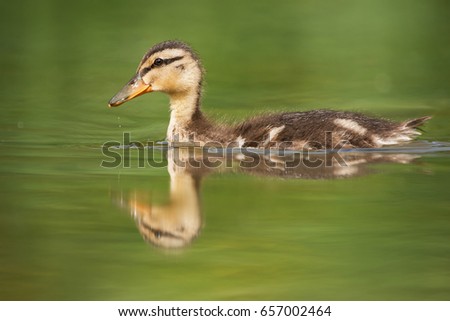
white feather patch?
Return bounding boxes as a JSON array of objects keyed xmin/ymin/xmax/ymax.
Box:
[
  {"xmin": 263, "ymin": 125, "xmax": 285, "ymax": 146},
  {"xmin": 236, "ymin": 135, "xmax": 246, "ymax": 148},
  {"xmin": 372, "ymin": 134, "xmax": 414, "ymax": 146},
  {"xmin": 333, "ymin": 119, "xmax": 367, "ymax": 135}
]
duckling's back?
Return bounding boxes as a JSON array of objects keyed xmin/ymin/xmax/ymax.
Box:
[{"xmin": 232, "ymin": 109, "xmax": 430, "ymax": 149}]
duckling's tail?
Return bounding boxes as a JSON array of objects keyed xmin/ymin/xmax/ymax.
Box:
[
  {"xmin": 394, "ymin": 115, "xmax": 432, "ymax": 142},
  {"xmin": 402, "ymin": 116, "xmax": 432, "ymax": 130},
  {"xmin": 375, "ymin": 116, "xmax": 431, "ymax": 146}
]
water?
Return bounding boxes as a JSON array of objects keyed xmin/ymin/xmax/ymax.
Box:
[{"xmin": 1, "ymin": 0, "xmax": 449, "ymax": 300}]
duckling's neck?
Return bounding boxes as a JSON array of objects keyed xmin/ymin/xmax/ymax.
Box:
[{"xmin": 167, "ymin": 88, "xmax": 208, "ymax": 142}]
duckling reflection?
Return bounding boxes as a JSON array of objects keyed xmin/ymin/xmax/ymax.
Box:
[
  {"xmin": 114, "ymin": 149, "xmax": 203, "ymax": 248},
  {"xmin": 112, "ymin": 147, "xmax": 422, "ymax": 249}
]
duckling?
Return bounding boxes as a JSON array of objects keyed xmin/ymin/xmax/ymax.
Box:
[{"xmin": 108, "ymin": 40, "xmax": 431, "ymax": 149}]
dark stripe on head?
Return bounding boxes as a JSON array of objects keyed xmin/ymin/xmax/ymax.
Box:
[
  {"xmin": 141, "ymin": 221, "xmax": 184, "ymax": 241},
  {"xmin": 140, "ymin": 56, "xmax": 184, "ymax": 76},
  {"xmin": 139, "ymin": 40, "xmax": 200, "ymax": 68},
  {"xmin": 159, "ymin": 56, "xmax": 184, "ymax": 67}
]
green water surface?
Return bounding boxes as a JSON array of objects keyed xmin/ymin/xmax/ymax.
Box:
[{"xmin": 1, "ymin": 0, "xmax": 449, "ymax": 300}]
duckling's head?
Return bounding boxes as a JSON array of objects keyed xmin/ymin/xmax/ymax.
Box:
[{"xmin": 108, "ymin": 40, "xmax": 203, "ymax": 107}]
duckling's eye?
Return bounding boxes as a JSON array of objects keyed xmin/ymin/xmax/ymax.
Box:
[{"xmin": 153, "ymin": 58, "xmax": 164, "ymax": 67}]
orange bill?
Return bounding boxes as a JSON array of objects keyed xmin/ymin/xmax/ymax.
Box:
[{"xmin": 108, "ymin": 75, "xmax": 152, "ymax": 107}]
